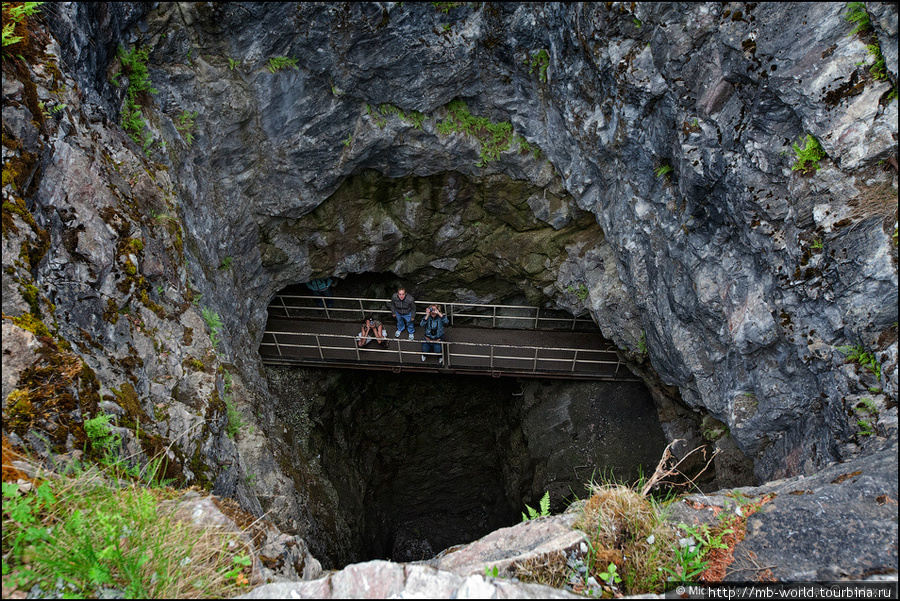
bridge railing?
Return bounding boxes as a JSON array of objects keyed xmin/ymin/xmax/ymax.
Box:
[
  {"xmin": 259, "ymin": 329, "xmax": 623, "ymax": 377},
  {"xmin": 268, "ymin": 294, "xmax": 596, "ymax": 331}
]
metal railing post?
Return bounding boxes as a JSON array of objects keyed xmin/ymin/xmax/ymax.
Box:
[
  {"xmin": 315, "ymin": 334, "xmax": 324, "ymax": 360},
  {"xmin": 572, "ymin": 349, "xmax": 578, "ymax": 373},
  {"xmin": 444, "ymin": 340, "xmax": 450, "ymax": 367},
  {"xmin": 272, "ymin": 333, "xmax": 283, "ymax": 357},
  {"xmin": 490, "ymin": 345, "xmax": 495, "ymax": 370},
  {"xmin": 534, "ymin": 307, "xmax": 540, "ymax": 330},
  {"xmin": 532, "ymin": 347, "xmax": 539, "ymax": 373},
  {"xmin": 280, "ymin": 296, "xmax": 289, "ymax": 318},
  {"xmin": 358, "ymin": 299, "xmax": 365, "ymax": 320},
  {"xmin": 492, "ymin": 305, "xmax": 497, "ymax": 328},
  {"xmin": 397, "ymin": 339, "xmax": 404, "ymax": 364}
]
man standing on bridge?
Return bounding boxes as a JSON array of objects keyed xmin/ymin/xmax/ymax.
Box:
[{"xmin": 389, "ymin": 286, "xmax": 416, "ymax": 340}]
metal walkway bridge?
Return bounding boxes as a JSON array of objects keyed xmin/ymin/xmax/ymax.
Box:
[{"xmin": 260, "ymin": 294, "xmax": 639, "ymax": 381}]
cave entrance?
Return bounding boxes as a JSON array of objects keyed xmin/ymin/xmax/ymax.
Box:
[{"xmin": 265, "ymin": 365, "xmax": 668, "ymax": 569}]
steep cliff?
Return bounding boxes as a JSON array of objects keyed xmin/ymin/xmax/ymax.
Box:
[{"xmin": 3, "ymin": 0, "xmax": 897, "ymax": 592}]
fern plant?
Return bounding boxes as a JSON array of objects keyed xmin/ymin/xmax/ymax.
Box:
[
  {"xmin": 521, "ymin": 491, "xmax": 550, "ymax": 521},
  {"xmin": 836, "ymin": 344, "xmax": 882, "ymax": 380},
  {"xmin": 201, "ymin": 307, "xmax": 224, "ymax": 350},
  {"xmin": 791, "ymin": 134, "xmax": 826, "ymax": 173},
  {"xmin": 525, "ymin": 49, "xmax": 550, "ymax": 83},
  {"xmin": 436, "ymin": 99, "xmax": 522, "ymax": 166},
  {"xmin": 863, "ymin": 44, "xmax": 888, "ymax": 80},
  {"xmin": 654, "ymin": 164, "xmax": 673, "ymax": 178},
  {"xmin": 267, "ymin": 56, "xmax": 298, "ymax": 73},
  {"xmin": 2, "ymin": 2, "xmax": 42, "ymax": 49},
  {"xmin": 175, "ymin": 110, "xmax": 198, "ymax": 146},
  {"xmin": 114, "ymin": 45, "xmax": 159, "ymax": 155},
  {"xmin": 844, "ymin": 2, "xmax": 871, "ymax": 36}
]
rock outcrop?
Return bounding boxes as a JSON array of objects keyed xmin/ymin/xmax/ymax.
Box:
[{"xmin": 2, "ymin": 1, "xmax": 897, "ymax": 594}]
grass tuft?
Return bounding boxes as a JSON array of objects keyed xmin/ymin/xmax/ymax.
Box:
[
  {"xmin": 573, "ymin": 482, "xmax": 677, "ymax": 594},
  {"xmin": 2, "ymin": 441, "xmax": 255, "ymax": 598}
]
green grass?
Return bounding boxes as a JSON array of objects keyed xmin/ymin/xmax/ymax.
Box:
[{"xmin": 2, "ymin": 450, "xmax": 254, "ymax": 598}]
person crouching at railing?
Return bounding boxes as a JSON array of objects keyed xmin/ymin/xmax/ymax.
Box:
[
  {"xmin": 420, "ymin": 305, "xmax": 449, "ymax": 364},
  {"xmin": 357, "ymin": 316, "xmax": 388, "ymax": 348}
]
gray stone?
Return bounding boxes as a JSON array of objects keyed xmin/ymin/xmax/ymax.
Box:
[
  {"xmin": 423, "ymin": 514, "xmax": 586, "ymax": 578},
  {"xmin": 237, "ymin": 559, "xmax": 582, "ymax": 599},
  {"xmin": 667, "ymin": 442, "xmax": 899, "ymax": 581}
]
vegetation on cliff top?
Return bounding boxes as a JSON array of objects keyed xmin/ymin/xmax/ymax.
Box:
[
  {"xmin": 512, "ymin": 442, "xmax": 774, "ymax": 596},
  {"xmin": 2, "ymin": 437, "xmax": 255, "ymax": 598}
]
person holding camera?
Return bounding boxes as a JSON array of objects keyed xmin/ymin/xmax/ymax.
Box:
[
  {"xmin": 357, "ymin": 316, "xmax": 388, "ymax": 348},
  {"xmin": 420, "ymin": 305, "xmax": 449, "ymax": 363}
]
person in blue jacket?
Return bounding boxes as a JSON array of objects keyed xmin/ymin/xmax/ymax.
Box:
[
  {"xmin": 420, "ymin": 304, "xmax": 449, "ymax": 364},
  {"xmin": 306, "ymin": 277, "xmax": 335, "ymax": 308}
]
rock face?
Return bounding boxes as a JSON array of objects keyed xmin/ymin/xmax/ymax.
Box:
[
  {"xmin": 2, "ymin": 0, "xmax": 897, "ymax": 593},
  {"xmin": 127, "ymin": 1, "xmax": 895, "ymax": 482},
  {"xmin": 667, "ymin": 441, "xmax": 899, "ymax": 582}
]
